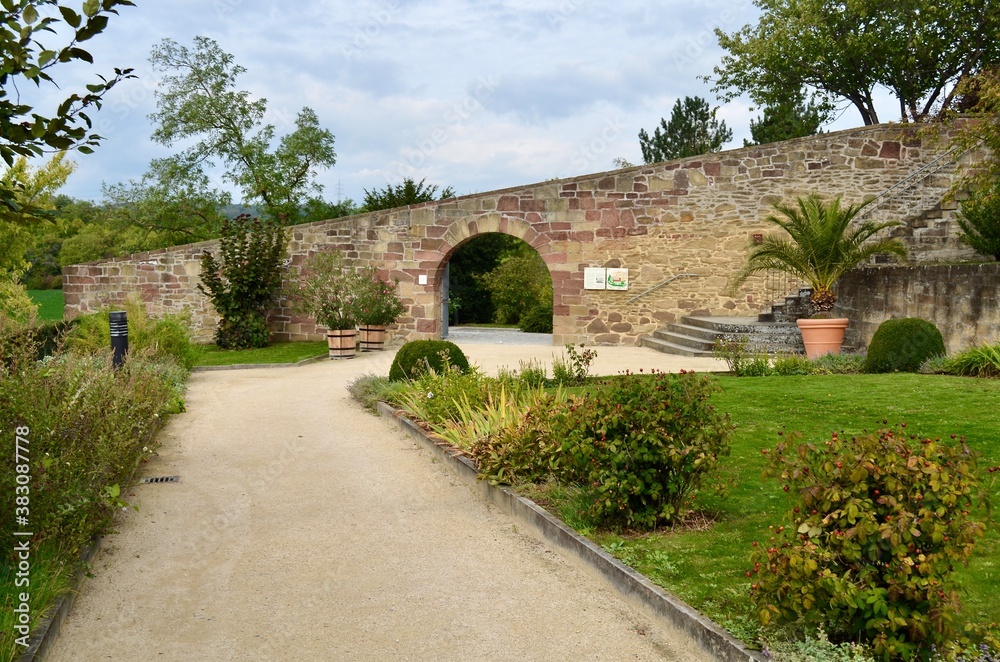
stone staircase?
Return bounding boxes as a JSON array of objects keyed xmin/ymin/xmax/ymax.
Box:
[{"xmin": 641, "ymin": 315, "xmax": 807, "ymax": 357}]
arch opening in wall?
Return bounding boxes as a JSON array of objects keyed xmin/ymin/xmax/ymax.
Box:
[{"xmin": 439, "ymin": 232, "xmax": 553, "ymax": 339}]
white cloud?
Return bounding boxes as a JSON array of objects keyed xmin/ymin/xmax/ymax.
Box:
[{"xmin": 36, "ymin": 0, "xmax": 884, "ymax": 207}]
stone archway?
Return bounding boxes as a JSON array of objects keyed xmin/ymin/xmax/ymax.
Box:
[{"xmin": 424, "ymin": 217, "xmax": 557, "ymax": 341}]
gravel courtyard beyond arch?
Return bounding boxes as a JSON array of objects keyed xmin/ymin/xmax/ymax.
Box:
[{"xmin": 47, "ymin": 346, "xmax": 724, "ymax": 661}]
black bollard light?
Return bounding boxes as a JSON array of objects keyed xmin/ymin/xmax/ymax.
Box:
[{"xmin": 109, "ymin": 311, "xmax": 128, "ymax": 368}]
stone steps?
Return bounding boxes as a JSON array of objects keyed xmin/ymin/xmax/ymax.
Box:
[{"xmin": 641, "ymin": 316, "xmax": 805, "ymax": 357}]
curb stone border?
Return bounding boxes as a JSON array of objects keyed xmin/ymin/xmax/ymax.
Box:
[
  {"xmin": 191, "ymin": 354, "xmax": 329, "ymax": 371},
  {"xmin": 377, "ymin": 401, "xmax": 765, "ymax": 662},
  {"xmin": 16, "ymin": 536, "xmax": 103, "ymax": 662}
]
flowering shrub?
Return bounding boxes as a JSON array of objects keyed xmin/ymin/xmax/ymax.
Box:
[
  {"xmin": 750, "ymin": 427, "xmax": 985, "ymax": 660},
  {"xmin": 284, "ymin": 248, "xmax": 363, "ymax": 330},
  {"xmin": 558, "ymin": 370, "xmax": 731, "ymax": 527},
  {"xmin": 355, "ymin": 266, "xmax": 405, "ymax": 326}
]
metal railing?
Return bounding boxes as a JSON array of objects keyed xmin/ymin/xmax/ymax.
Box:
[{"xmin": 626, "ymin": 273, "xmax": 699, "ymax": 304}]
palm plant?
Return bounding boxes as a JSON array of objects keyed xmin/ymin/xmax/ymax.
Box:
[{"xmin": 731, "ymin": 195, "xmax": 908, "ymax": 315}]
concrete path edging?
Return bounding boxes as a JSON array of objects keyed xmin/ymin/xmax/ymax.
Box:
[{"xmin": 377, "ymin": 401, "xmax": 765, "ymax": 662}]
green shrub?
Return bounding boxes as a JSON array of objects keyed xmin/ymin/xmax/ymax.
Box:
[
  {"xmin": 551, "ymin": 343, "xmax": 596, "ymax": 385},
  {"xmin": 0, "ymin": 278, "xmax": 38, "ymax": 325},
  {"xmin": 388, "ymin": 339, "xmax": 469, "ymax": 381},
  {"xmin": 772, "ymin": 353, "xmax": 813, "ymax": 376},
  {"xmin": 942, "ymin": 343, "xmax": 1000, "ymax": 378},
  {"xmin": 558, "ymin": 370, "xmax": 732, "ymax": 527},
  {"xmin": 955, "ymin": 179, "xmax": 1000, "ymax": 260},
  {"xmin": 864, "ymin": 318, "xmax": 945, "ymax": 373},
  {"xmin": 810, "ymin": 352, "xmax": 866, "ymax": 374},
  {"xmin": 518, "ymin": 300, "xmax": 553, "ymax": 333},
  {"xmin": 199, "ymin": 215, "xmax": 287, "ymax": 349},
  {"xmin": 750, "ymin": 427, "xmax": 985, "ymax": 659},
  {"xmin": 347, "ymin": 373, "xmax": 401, "ymax": 413},
  {"xmin": 714, "ymin": 336, "xmax": 773, "ymax": 376},
  {"xmin": 66, "ymin": 296, "xmax": 197, "ymax": 370}
]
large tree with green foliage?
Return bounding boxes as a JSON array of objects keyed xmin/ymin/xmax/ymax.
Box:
[
  {"xmin": 0, "ymin": 153, "xmax": 75, "ymax": 275},
  {"xmin": 745, "ymin": 91, "xmax": 829, "ymax": 146},
  {"xmin": 1, "ymin": 0, "xmax": 135, "ymax": 216},
  {"xmin": 638, "ymin": 96, "xmax": 732, "ymax": 164},
  {"xmin": 362, "ymin": 177, "xmax": 455, "ymax": 212},
  {"xmin": 148, "ymin": 36, "xmax": 337, "ymax": 224},
  {"xmin": 711, "ymin": 0, "xmax": 1000, "ymax": 125}
]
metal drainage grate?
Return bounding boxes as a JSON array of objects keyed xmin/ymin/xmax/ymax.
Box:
[{"xmin": 139, "ymin": 476, "xmax": 180, "ymax": 484}]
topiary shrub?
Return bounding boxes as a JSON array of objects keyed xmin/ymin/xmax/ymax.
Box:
[
  {"xmin": 750, "ymin": 427, "xmax": 985, "ymax": 660},
  {"xmin": 863, "ymin": 317, "xmax": 945, "ymax": 373},
  {"xmin": 388, "ymin": 339, "xmax": 470, "ymax": 381}
]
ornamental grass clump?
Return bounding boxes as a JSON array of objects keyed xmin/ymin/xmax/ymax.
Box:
[{"xmin": 749, "ymin": 427, "xmax": 985, "ymax": 660}]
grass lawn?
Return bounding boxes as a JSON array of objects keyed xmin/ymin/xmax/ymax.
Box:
[
  {"xmin": 191, "ymin": 341, "xmax": 329, "ymax": 366},
  {"xmin": 27, "ymin": 289, "xmax": 64, "ymax": 321},
  {"xmin": 532, "ymin": 373, "xmax": 1000, "ymax": 644}
]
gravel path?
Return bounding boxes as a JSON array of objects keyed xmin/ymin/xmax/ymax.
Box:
[{"xmin": 47, "ymin": 345, "xmax": 725, "ymax": 661}]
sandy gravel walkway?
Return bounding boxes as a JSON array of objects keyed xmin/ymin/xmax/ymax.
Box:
[{"xmin": 48, "ymin": 344, "xmax": 725, "ymax": 661}]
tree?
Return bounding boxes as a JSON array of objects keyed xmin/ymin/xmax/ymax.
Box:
[
  {"xmin": 712, "ymin": 0, "xmax": 1000, "ymax": 125},
  {"xmin": 1, "ymin": 0, "xmax": 135, "ymax": 214},
  {"xmin": 362, "ymin": 177, "xmax": 455, "ymax": 212},
  {"xmin": 148, "ymin": 36, "xmax": 336, "ymax": 224},
  {"xmin": 638, "ymin": 96, "xmax": 732, "ymax": 164},
  {"xmin": 744, "ymin": 91, "xmax": 829, "ymax": 146},
  {"xmin": 100, "ymin": 157, "xmax": 230, "ymax": 248},
  {"xmin": 729, "ymin": 195, "xmax": 907, "ymax": 314},
  {"xmin": 447, "ymin": 233, "xmax": 523, "ymax": 324},
  {"xmin": 198, "ymin": 215, "xmax": 287, "ymax": 349},
  {"xmin": 0, "ymin": 152, "xmax": 75, "ymax": 274},
  {"xmin": 955, "ymin": 179, "xmax": 1000, "ymax": 260},
  {"xmin": 479, "ymin": 242, "xmax": 552, "ymax": 326}
]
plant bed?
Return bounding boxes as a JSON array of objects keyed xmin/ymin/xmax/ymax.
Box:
[{"xmin": 359, "ymin": 365, "xmax": 1000, "ymax": 659}]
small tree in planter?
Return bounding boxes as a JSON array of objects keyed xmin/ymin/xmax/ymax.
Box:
[
  {"xmin": 730, "ymin": 195, "xmax": 907, "ymax": 357},
  {"xmin": 284, "ymin": 249, "xmax": 363, "ymax": 359},
  {"xmin": 355, "ymin": 266, "xmax": 405, "ymax": 351},
  {"xmin": 199, "ymin": 215, "xmax": 287, "ymax": 349}
]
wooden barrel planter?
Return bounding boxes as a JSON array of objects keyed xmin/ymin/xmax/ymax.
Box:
[
  {"xmin": 327, "ymin": 329, "xmax": 357, "ymax": 359},
  {"xmin": 358, "ymin": 325, "xmax": 387, "ymax": 352}
]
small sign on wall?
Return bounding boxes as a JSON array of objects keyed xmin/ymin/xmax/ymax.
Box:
[
  {"xmin": 606, "ymin": 268, "xmax": 629, "ymax": 291},
  {"xmin": 584, "ymin": 268, "xmax": 606, "ymax": 290}
]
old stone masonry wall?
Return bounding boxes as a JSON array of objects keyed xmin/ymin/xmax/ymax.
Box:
[{"xmin": 63, "ymin": 124, "xmax": 980, "ymax": 345}]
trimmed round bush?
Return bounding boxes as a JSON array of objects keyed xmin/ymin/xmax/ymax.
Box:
[
  {"xmin": 863, "ymin": 317, "xmax": 945, "ymax": 373},
  {"xmin": 388, "ymin": 340, "xmax": 470, "ymax": 381}
]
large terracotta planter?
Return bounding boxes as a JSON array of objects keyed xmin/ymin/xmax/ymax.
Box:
[
  {"xmin": 358, "ymin": 325, "xmax": 387, "ymax": 352},
  {"xmin": 797, "ymin": 318, "xmax": 849, "ymax": 359},
  {"xmin": 327, "ymin": 329, "xmax": 357, "ymax": 359}
]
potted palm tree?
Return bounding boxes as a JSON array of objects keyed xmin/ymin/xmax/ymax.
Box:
[
  {"xmin": 730, "ymin": 195, "xmax": 907, "ymax": 358},
  {"xmin": 355, "ymin": 266, "xmax": 405, "ymax": 351},
  {"xmin": 285, "ymin": 249, "xmax": 363, "ymax": 359}
]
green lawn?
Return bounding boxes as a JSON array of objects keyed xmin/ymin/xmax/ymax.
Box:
[
  {"xmin": 27, "ymin": 289, "xmax": 64, "ymax": 321},
  {"xmin": 538, "ymin": 373, "xmax": 1000, "ymax": 644},
  {"xmin": 192, "ymin": 341, "xmax": 329, "ymax": 366}
]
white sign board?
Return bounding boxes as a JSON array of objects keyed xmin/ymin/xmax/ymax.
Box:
[
  {"xmin": 606, "ymin": 268, "xmax": 629, "ymax": 291},
  {"xmin": 584, "ymin": 268, "xmax": 606, "ymax": 290}
]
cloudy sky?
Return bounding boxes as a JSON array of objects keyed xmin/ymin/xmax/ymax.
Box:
[{"xmin": 42, "ymin": 0, "xmax": 891, "ymax": 206}]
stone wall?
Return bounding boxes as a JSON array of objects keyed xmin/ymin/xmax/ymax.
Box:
[
  {"xmin": 63, "ymin": 123, "xmax": 982, "ymax": 346},
  {"xmin": 836, "ymin": 263, "xmax": 1000, "ymax": 354}
]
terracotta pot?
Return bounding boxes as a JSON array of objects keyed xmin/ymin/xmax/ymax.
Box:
[
  {"xmin": 326, "ymin": 329, "xmax": 357, "ymax": 359},
  {"xmin": 796, "ymin": 318, "xmax": 849, "ymax": 359},
  {"xmin": 358, "ymin": 325, "xmax": 387, "ymax": 352}
]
